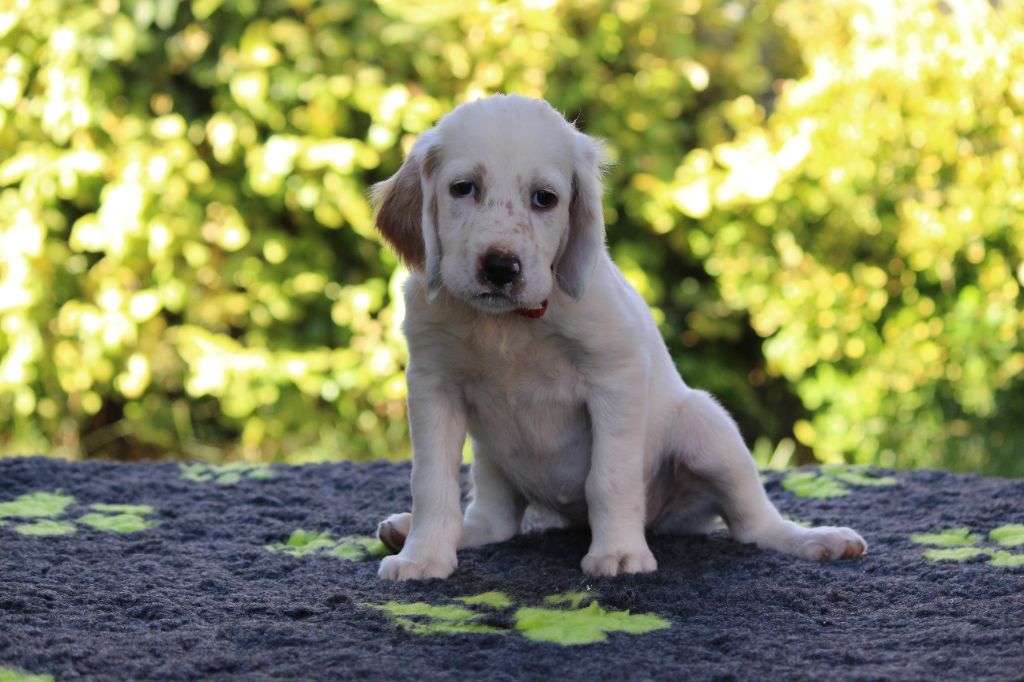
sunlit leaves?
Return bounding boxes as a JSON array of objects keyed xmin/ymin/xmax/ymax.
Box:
[
  {"xmin": 668, "ymin": 0, "xmax": 1024, "ymax": 473},
  {"xmin": 0, "ymin": 0, "xmax": 421, "ymax": 460},
  {"xmin": 1, "ymin": 0, "xmax": 1022, "ymax": 473}
]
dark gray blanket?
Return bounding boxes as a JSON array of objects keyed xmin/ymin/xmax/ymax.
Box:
[{"xmin": 1, "ymin": 456, "xmax": 1022, "ymax": 681}]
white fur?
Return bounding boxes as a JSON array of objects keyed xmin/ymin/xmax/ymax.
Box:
[{"xmin": 373, "ymin": 95, "xmax": 866, "ymax": 581}]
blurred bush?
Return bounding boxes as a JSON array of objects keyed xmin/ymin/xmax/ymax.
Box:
[
  {"xmin": 663, "ymin": 0, "xmax": 1024, "ymax": 476},
  {"xmin": 0, "ymin": 0, "xmax": 1021, "ymax": 474}
]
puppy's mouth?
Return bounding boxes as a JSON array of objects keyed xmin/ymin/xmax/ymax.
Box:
[{"xmin": 471, "ymin": 291, "xmax": 519, "ymax": 313}]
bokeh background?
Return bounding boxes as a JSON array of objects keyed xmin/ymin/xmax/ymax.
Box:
[{"xmin": 1, "ymin": 0, "xmax": 1022, "ymax": 476}]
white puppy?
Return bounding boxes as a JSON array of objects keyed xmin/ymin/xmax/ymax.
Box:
[{"xmin": 371, "ymin": 94, "xmax": 865, "ymax": 581}]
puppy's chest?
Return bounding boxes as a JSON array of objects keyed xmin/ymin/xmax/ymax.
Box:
[
  {"xmin": 451, "ymin": 323, "xmax": 587, "ymax": 408},
  {"xmin": 448, "ymin": 321, "xmax": 592, "ymax": 516}
]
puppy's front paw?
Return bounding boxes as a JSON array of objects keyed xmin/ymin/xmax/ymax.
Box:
[
  {"xmin": 768, "ymin": 523, "xmax": 866, "ymax": 561},
  {"xmin": 377, "ymin": 553, "xmax": 456, "ymax": 581},
  {"xmin": 581, "ymin": 546, "xmax": 657, "ymax": 577}
]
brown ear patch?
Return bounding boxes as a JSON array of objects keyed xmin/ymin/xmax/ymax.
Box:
[
  {"xmin": 422, "ymin": 145, "xmax": 442, "ymax": 180},
  {"xmin": 373, "ymin": 157, "xmax": 426, "ymax": 268}
]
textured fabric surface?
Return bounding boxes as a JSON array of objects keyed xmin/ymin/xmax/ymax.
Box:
[{"xmin": 1, "ymin": 456, "xmax": 1023, "ymax": 681}]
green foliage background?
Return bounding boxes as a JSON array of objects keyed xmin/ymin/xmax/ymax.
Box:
[{"xmin": 1, "ymin": 0, "xmax": 1022, "ymax": 475}]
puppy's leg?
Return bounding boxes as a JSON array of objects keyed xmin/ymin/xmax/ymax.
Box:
[
  {"xmin": 459, "ymin": 444, "xmax": 526, "ymax": 549},
  {"xmin": 377, "ymin": 447, "xmax": 525, "ymax": 553},
  {"xmin": 669, "ymin": 389, "xmax": 867, "ymax": 561},
  {"xmin": 582, "ymin": 364, "xmax": 658, "ymax": 577},
  {"xmin": 378, "ymin": 371, "xmax": 466, "ymax": 581}
]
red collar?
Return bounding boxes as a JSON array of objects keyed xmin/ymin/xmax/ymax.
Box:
[{"xmin": 514, "ymin": 300, "xmax": 548, "ymax": 319}]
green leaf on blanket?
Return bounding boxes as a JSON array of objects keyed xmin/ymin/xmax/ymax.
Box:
[
  {"xmin": 455, "ymin": 591, "xmax": 514, "ymax": 609},
  {"xmin": 781, "ymin": 471, "xmax": 850, "ymax": 498},
  {"xmin": 328, "ymin": 536, "xmax": 389, "ymax": 561},
  {"xmin": 0, "ymin": 666, "xmax": 56, "ymax": 682},
  {"xmin": 89, "ymin": 503, "xmax": 154, "ymax": 515},
  {"xmin": 912, "ymin": 525, "xmax": 1024, "ymax": 567},
  {"xmin": 543, "ymin": 591, "xmax": 596, "ymax": 609},
  {"xmin": 782, "ymin": 466, "xmax": 898, "ymax": 499},
  {"xmin": 78, "ymin": 501, "xmax": 159, "ymax": 534},
  {"xmin": 911, "ymin": 528, "xmax": 983, "ymax": 547},
  {"xmin": 989, "ymin": 524, "xmax": 1024, "ymax": 547},
  {"xmin": 922, "ymin": 547, "xmax": 989, "ymax": 562},
  {"xmin": 14, "ymin": 520, "xmax": 77, "ymax": 536},
  {"xmin": 267, "ymin": 529, "xmax": 387, "ymax": 561},
  {"xmin": 271, "ymin": 529, "xmax": 338, "ymax": 556},
  {"xmin": 372, "ymin": 601, "xmax": 481, "ymax": 621},
  {"xmin": 987, "ymin": 551, "xmax": 1024, "ymax": 568},
  {"xmin": 515, "ymin": 601, "xmax": 671, "ymax": 645},
  {"xmin": 178, "ymin": 463, "xmax": 214, "ymax": 482},
  {"xmin": 179, "ymin": 462, "xmax": 274, "ymax": 485},
  {"xmin": 366, "ymin": 601, "xmax": 502, "ymax": 635},
  {"xmin": 366, "ymin": 591, "xmax": 670, "ymax": 645},
  {"xmin": 0, "ymin": 492, "xmax": 160, "ymax": 535},
  {"xmin": 828, "ymin": 470, "xmax": 899, "ymax": 488},
  {"xmin": 79, "ymin": 512, "xmax": 159, "ymax": 533},
  {"xmin": 391, "ymin": 617, "xmax": 502, "ymax": 635},
  {"xmin": 0, "ymin": 491, "xmax": 76, "ymax": 519}
]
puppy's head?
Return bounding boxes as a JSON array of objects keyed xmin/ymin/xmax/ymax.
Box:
[{"xmin": 372, "ymin": 94, "xmax": 607, "ymax": 312}]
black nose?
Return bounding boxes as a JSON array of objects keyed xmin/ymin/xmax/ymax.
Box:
[{"xmin": 480, "ymin": 251, "xmax": 521, "ymax": 287}]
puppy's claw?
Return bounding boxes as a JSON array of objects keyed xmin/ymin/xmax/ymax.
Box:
[{"xmin": 581, "ymin": 547, "xmax": 657, "ymax": 577}]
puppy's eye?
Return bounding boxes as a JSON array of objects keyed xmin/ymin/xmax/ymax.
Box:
[
  {"xmin": 450, "ymin": 181, "xmax": 476, "ymax": 198},
  {"xmin": 532, "ymin": 190, "xmax": 558, "ymax": 210}
]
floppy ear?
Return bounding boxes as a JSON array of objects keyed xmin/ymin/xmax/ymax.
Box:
[
  {"xmin": 371, "ymin": 130, "xmax": 443, "ymax": 297},
  {"xmin": 554, "ymin": 132, "xmax": 608, "ymax": 299}
]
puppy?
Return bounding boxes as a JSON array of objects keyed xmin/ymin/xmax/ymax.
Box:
[{"xmin": 371, "ymin": 94, "xmax": 865, "ymax": 580}]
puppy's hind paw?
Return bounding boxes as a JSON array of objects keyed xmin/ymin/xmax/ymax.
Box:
[
  {"xmin": 377, "ymin": 553, "xmax": 457, "ymax": 581},
  {"xmin": 377, "ymin": 512, "xmax": 411, "ymax": 553}
]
